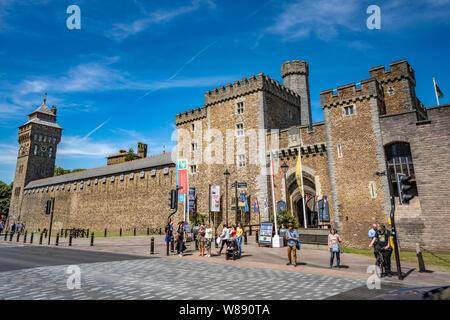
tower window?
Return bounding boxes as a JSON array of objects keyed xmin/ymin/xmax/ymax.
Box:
[
  {"xmin": 236, "ymin": 102, "xmax": 244, "ymax": 114},
  {"xmin": 369, "ymin": 181, "xmax": 377, "ymax": 199},
  {"xmin": 343, "ymin": 105, "xmax": 355, "ymax": 116},
  {"xmin": 236, "ymin": 123, "xmax": 244, "ymax": 136},
  {"xmin": 192, "ymin": 143, "xmax": 198, "ymax": 151},
  {"xmin": 39, "ymin": 135, "xmax": 42, "ymax": 142},
  {"xmin": 337, "ymin": 143, "xmax": 343, "ymax": 158},
  {"xmin": 238, "ymin": 154, "xmax": 246, "ymax": 167},
  {"xmin": 190, "ymin": 165, "xmax": 197, "ymax": 174},
  {"xmin": 34, "ymin": 145, "xmax": 38, "ymax": 155},
  {"xmin": 191, "ymin": 124, "xmax": 195, "ymax": 132},
  {"xmin": 48, "ymin": 147, "xmax": 53, "ymax": 158}
]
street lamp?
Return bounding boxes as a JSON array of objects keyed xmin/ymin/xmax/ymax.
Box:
[
  {"xmin": 224, "ymin": 170, "xmax": 230, "ymax": 225},
  {"xmin": 281, "ymin": 162, "xmax": 289, "ymax": 211}
]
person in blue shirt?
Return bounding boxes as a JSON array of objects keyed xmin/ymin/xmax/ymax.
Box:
[
  {"xmin": 368, "ymin": 224, "xmax": 378, "ymax": 259},
  {"xmin": 285, "ymin": 224, "xmax": 299, "ymax": 266}
]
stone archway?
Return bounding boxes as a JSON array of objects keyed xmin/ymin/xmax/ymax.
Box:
[{"xmin": 285, "ymin": 166, "xmax": 318, "ymax": 228}]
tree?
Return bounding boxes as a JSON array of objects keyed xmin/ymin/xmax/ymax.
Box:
[
  {"xmin": 54, "ymin": 167, "xmax": 85, "ymax": 176},
  {"xmin": 0, "ymin": 180, "xmax": 12, "ymax": 217},
  {"xmin": 189, "ymin": 212, "xmax": 208, "ymax": 226},
  {"xmin": 271, "ymin": 209, "xmax": 298, "ymax": 229},
  {"xmin": 124, "ymin": 148, "xmax": 139, "ymax": 162}
]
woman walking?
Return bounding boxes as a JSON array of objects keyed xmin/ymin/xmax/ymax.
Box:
[
  {"xmin": 328, "ymin": 228, "xmax": 342, "ymax": 268},
  {"xmin": 205, "ymin": 223, "xmax": 213, "ymax": 257},
  {"xmin": 197, "ymin": 225, "xmax": 206, "ymax": 256},
  {"xmin": 236, "ymin": 223, "xmax": 243, "ymax": 258},
  {"xmin": 176, "ymin": 222, "xmax": 187, "ymax": 257}
]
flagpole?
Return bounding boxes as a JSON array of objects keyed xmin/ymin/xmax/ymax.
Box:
[
  {"xmin": 433, "ymin": 77, "xmax": 440, "ymax": 106},
  {"xmin": 298, "ymin": 147, "xmax": 307, "ymax": 229},
  {"xmin": 270, "ymin": 151, "xmax": 278, "ymax": 236}
]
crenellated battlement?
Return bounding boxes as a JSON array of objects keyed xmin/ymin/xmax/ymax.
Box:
[
  {"xmin": 281, "ymin": 59, "xmax": 308, "ymax": 78},
  {"xmin": 369, "ymin": 59, "xmax": 415, "ymax": 85},
  {"xmin": 320, "ymin": 78, "xmax": 383, "ymax": 108},
  {"xmin": 175, "ymin": 106, "xmax": 207, "ymax": 125},
  {"xmin": 204, "ymin": 73, "xmax": 301, "ymax": 107}
]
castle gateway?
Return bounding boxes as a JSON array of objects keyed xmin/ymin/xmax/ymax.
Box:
[{"xmin": 9, "ymin": 59, "xmax": 450, "ymax": 252}]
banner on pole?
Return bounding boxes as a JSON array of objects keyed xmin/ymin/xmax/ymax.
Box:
[
  {"xmin": 210, "ymin": 185, "xmax": 220, "ymax": 212},
  {"xmin": 177, "ymin": 159, "xmax": 188, "ymax": 202},
  {"xmin": 188, "ymin": 188, "xmax": 196, "ymax": 213}
]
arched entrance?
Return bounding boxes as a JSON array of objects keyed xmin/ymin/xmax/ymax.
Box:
[{"xmin": 285, "ymin": 166, "xmax": 319, "ymax": 228}]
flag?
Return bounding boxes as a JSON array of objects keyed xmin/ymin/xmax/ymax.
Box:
[
  {"xmin": 306, "ymin": 194, "xmax": 310, "ymax": 202},
  {"xmin": 253, "ymin": 198, "xmax": 259, "ymax": 212},
  {"xmin": 435, "ymin": 82, "xmax": 444, "ymax": 99},
  {"xmin": 323, "ymin": 196, "xmax": 327, "ymax": 206},
  {"xmin": 295, "ymin": 150, "xmax": 303, "ymax": 192}
]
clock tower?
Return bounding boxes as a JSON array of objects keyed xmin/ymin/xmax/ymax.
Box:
[{"xmin": 9, "ymin": 96, "xmax": 62, "ymax": 221}]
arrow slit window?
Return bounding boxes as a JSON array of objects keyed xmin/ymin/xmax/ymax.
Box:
[{"xmin": 385, "ymin": 142, "xmax": 417, "ymax": 197}]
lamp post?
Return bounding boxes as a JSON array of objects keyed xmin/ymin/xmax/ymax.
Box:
[
  {"xmin": 224, "ymin": 170, "xmax": 230, "ymax": 226},
  {"xmin": 281, "ymin": 162, "xmax": 289, "ymax": 212}
]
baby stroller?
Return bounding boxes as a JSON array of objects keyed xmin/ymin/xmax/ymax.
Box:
[{"xmin": 225, "ymin": 237, "xmax": 240, "ymax": 260}]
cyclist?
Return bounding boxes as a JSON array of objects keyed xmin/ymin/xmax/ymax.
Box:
[{"xmin": 369, "ymin": 224, "xmax": 393, "ymax": 277}]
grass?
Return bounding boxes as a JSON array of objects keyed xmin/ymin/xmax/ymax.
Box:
[{"xmin": 344, "ymin": 247, "xmax": 450, "ymax": 272}]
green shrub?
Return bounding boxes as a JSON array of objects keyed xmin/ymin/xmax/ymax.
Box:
[{"xmin": 271, "ymin": 209, "xmax": 298, "ymax": 228}]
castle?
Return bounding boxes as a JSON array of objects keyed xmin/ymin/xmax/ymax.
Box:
[{"xmin": 8, "ymin": 59, "xmax": 450, "ymax": 252}]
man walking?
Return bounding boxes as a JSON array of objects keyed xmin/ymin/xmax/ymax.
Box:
[
  {"xmin": 368, "ymin": 224, "xmax": 378, "ymax": 259},
  {"xmin": 285, "ymin": 224, "xmax": 299, "ymax": 267}
]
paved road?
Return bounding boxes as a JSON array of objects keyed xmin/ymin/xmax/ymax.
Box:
[{"xmin": 0, "ymin": 243, "xmax": 405, "ymax": 300}]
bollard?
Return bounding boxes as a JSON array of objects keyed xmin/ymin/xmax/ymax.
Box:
[
  {"xmin": 244, "ymin": 232, "xmax": 248, "ymax": 245},
  {"xmin": 104, "ymin": 228, "xmax": 107, "ymax": 237},
  {"xmin": 90, "ymin": 232, "xmax": 94, "ymax": 246},
  {"xmin": 55, "ymin": 233, "xmax": 59, "ymax": 246},
  {"xmin": 69, "ymin": 235, "xmax": 72, "ymax": 246},
  {"xmin": 134, "ymin": 228, "xmax": 136, "ymax": 236},
  {"xmin": 39, "ymin": 233, "xmax": 43, "ymax": 245},
  {"xmin": 120, "ymin": 228, "xmax": 122, "ymax": 237},
  {"xmin": 215, "ymin": 233, "xmax": 218, "ymax": 249},
  {"xmin": 4, "ymin": 231, "xmax": 7, "ymax": 241},
  {"xmin": 24, "ymin": 231, "xmax": 27, "ymax": 243},
  {"xmin": 195, "ymin": 238, "xmax": 199, "ymax": 250},
  {"xmin": 150, "ymin": 237, "xmax": 154, "ymax": 254},
  {"xmin": 45, "ymin": 231, "xmax": 48, "ymax": 239},
  {"xmin": 10, "ymin": 232, "xmax": 13, "ymax": 241},
  {"xmin": 147, "ymin": 227, "xmax": 150, "ymax": 236},
  {"xmin": 86, "ymin": 229, "xmax": 89, "ymax": 238},
  {"xmin": 65, "ymin": 230, "xmax": 68, "ymax": 238},
  {"xmin": 159, "ymin": 228, "xmax": 162, "ymax": 235},
  {"xmin": 30, "ymin": 232, "xmax": 34, "ymax": 244},
  {"xmin": 255, "ymin": 230, "xmax": 259, "ymax": 243},
  {"xmin": 249, "ymin": 225, "xmax": 252, "ymax": 236},
  {"xmin": 16, "ymin": 233, "xmax": 20, "ymax": 242},
  {"xmin": 170, "ymin": 238, "xmax": 174, "ymax": 253},
  {"xmin": 416, "ymin": 243, "xmax": 427, "ymax": 272}
]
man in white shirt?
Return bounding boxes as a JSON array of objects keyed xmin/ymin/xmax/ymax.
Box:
[{"xmin": 217, "ymin": 224, "xmax": 230, "ymax": 255}]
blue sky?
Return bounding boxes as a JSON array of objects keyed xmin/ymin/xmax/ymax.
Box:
[{"xmin": 0, "ymin": 0, "xmax": 449, "ymax": 183}]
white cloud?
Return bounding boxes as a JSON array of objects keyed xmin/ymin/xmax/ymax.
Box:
[{"xmin": 107, "ymin": 0, "xmax": 216, "ymax": 41}]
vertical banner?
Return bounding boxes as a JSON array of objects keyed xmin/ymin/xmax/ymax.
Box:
[
  {"xmin": 318, "ymin": 196, "xmax": 330, "ymax": 222},
  {"xmin": 210, "ymin": 185, "xmax": 220, "ymax": 212},
  {"xmin": 188, "ymin": 188, "xmax": 196, "ymax": 213},
  {"xmin": 177, "ymin": 159, "xmax": 188, "ymax": 202}
]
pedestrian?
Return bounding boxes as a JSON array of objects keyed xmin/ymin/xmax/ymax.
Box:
[
  {"xmin": 10, "ymin": 222, "xmax": 15, "ymax": 234},
  {"xmin": 197, "ymin": 225, "xmax": 206, "ymax": 257},
  {"xmin": 230, "ymin": 225, "xmax": 237, "ymax": 238},
  {"xmin": 285, "ymin": 223, "xmax": 299, "ymax": 266},
  {"xmin": 328, "ymin": 228, "xmax": 342, "ymax": 268},
  {"xmin": 236, "ymin": 223, "xmax": 243, "ymax": 258},
  {"xmin": 369, "ymin": 224, "xmax": 393, "ymax": 277},
  {"xmin": 205, "ymin": 223, "xmax": 213, "ymax": 257},
  {"xmin": 368, "ymin": 223, "xmax": 378, "ymax": 259},
  {"xmin": 0, "ymin": 221, "xmax": 4, "ymax": 234},
  {"xmin": 217, "ymin": 224, "xmax": 230, "ymax": 255},
  {"xmin": 176, "ymin": 222, "xmax": 187, "ymax": 257}
]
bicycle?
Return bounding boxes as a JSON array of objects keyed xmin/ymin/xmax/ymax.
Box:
[{"xmin": 374, "ymin": 247, "xmax": 386, "ymax": 278}]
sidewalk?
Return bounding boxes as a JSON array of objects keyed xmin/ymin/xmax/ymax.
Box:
[{"xmin": 6, "ymin": 234, "xmax": 450, "ymax": 287}]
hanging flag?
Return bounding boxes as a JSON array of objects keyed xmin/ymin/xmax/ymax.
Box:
[
  {"xmin": 253, "ymin": 198, "xmax": 259, "ymax": 212},
  {"xmin": 436, "ymin": 82, "xmax": 444, "ymax": 98},
  {"xmin": 295, "ymin": 151, "xmax": 303, "ymax": 192},
  {"xmin": 306, "ymin": 194, "xmax": 310, "ymax": 202},
  {"xmin": 244, "ymin": 194, "xmax": 249, "ymax": 213}
]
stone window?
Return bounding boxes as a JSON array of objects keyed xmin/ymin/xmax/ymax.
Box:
[
  {"xmin": 151, "ymin": 169, "xmax": 156, "ymax": 176},
  {"xmin": 238, "ymin": 154, "xmax": 246, "ymax": 167},
  {"xmin": 120, "ymin": 174, "xmax": 124, "ymax": 181},
  {"xmin": 34, "ymin": 144, "xmax": 38, "ymax": 155},
  {"xmin": 34, "ymin": 134, "xmax": 37, "ymax": 141},
  {"xmin": 337, "ymin": 143, "xmax": 343, "ymax": 158},
  {"xmin": 387, "ymin": 86, "xmax": 395, "ymax": 96},
  {"xmin": 192, "ymin": 143, "xmax": 198, "ymax": 151},
  {"xmin": 343, "ymin": 105, "xmax": 355, "ymax": 116},
  {"xmin": 236, "ymin": 102, "xmax": 244, "ymax": 115},
  {"xmin": 102, "ymin": 177, "xmax": 106, "ymax": 184},
  {"xmin": 130, "ymin": 172, "xmax": 134, "ymax": 180},
  {"xmin": 110, "ymin": 176, "xmax": 115, "ymax": 182},
  {"xmin": 369, "ymin": 181, "xmax": 377, "ymax": 199},
  {"xmin": 87, "ymin": 179, "xmax": 91, "ymax": 186},
  {"xmin": 164, "ymin": 167, "xmax": 169, "ymax": 175},
  {"xmin": 191, "ymin": 124, "xmax": 195, "ymax": 132},
  {"xmin": 140, "ymin": 170, "xmax": 145, "ymax": 178},
  {"xmin": 39, "ymin": 135, "xmax": 42, "ymax": 142},
  {"xmin": 236, "ymin": 123, "xmax": 244, "ymax": 136},
  {"xmin": 48, "ymin": 147, "xmax": 53, "ymax": 158},
  {"xmin": 190, "ymin": 165, "xmax": 197, "ymax": 174},
  {"xmin": 94, "ymin": 178, "xmax": 98, "ymax": 185}
]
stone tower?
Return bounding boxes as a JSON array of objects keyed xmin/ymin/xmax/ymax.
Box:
[
  {"xmin": 8, "ymin": 97, "xmax": 62, "ymax": 221},
  {"xmin": 281, "ymin": 60, "xmax": 312, "ymax": 127},
  {"xmin": 137, "ymin": 142, "xmax": 147, "ymax": 158}
]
